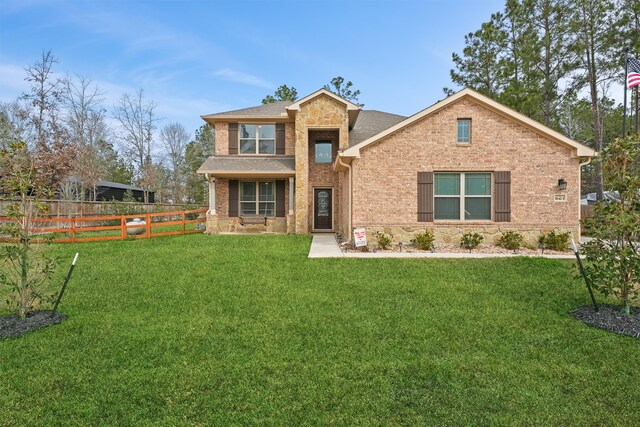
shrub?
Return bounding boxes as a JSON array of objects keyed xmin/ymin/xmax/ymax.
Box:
[
  {"xmin": 374, "ymin": 230, "xmax": 393, "ymax": 250},
  {"xmin": 539, "ymin": 230, "xmax": 571, "ymax": 251},
  {"xmin": 497, "ymin": 230, "xmax": 524, "ymax": 251},
  {"xmin": 411, "ymin": 229, "xmax": 435, "ymax": 250},
  {"xmin": 460, "ymin": 232, "xmax": 483, "ymax": 252}
]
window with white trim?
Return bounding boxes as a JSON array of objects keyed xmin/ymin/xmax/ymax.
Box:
[
  {"xmin": 239, "ymin": 181, "xmax": 275, "ymax": 216},
  {"xmin": 434, "ymin": 172, "xmax": 491, "ymax": 220},
  {"xmin": 239, "ymin": 124, "xmax": 275, "ymax": 154},
  {"xmin": 457, "ymin": 119, "xmax": 471, "ymax": 144}
]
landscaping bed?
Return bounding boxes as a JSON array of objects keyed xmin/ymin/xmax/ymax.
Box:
[
  {"xmin": 0, "ymin": 311, "xmax": 65, "ymax": 339},
  {"xmin": 342, "ymin": 242, "xmax": 572, "ymax": 256},
  {"xmin": 574, "ymin": 305, "xmax": 640, "ymax": 339}
]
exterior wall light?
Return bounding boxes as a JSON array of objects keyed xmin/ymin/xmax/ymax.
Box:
[{"xmin": 558, "ymin": 178, "xmax": 567, "ymax": 191}]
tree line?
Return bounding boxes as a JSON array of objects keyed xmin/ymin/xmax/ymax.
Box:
[
  {"xmin": 0, "ymin": 50, "xmax": 214, "ymax": 205},
  {"xmin": 447, "ymin": 0, "xmax": 640, "ymax": 197}
]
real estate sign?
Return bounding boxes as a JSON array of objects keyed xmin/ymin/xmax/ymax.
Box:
[{"xmin": 353, "ymin": 227, "xmax": 367, "ymax": 247}]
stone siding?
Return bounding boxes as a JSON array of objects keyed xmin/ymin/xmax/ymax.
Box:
[
  {"xmin": 307, "ymin": 130, "xmax": 341, "ymax": 231},
  {"xmin": 351, "ymin": 97, "xmax": 581, "ymax": 243},
  {"xmin": 294, "ymin": 94, "xmax": 349, "ymax": 233}
]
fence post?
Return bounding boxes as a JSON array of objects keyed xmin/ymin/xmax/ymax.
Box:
[
  {"xmin": 182, "ymin": 211, "xmax": 186, "ymax": 234},
  {"xmin": 70, "ymin": 218, "xmax": 76, "ymax": 243},
  {"xmin": 121, "ymin": 216, "xmax": 126, "ymax": 240},
  {"xmin": 145, "ymin": 213, "xmax": 151, "ymax": 238}
]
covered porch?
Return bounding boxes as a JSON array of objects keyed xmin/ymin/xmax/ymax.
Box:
[{"xmin": 198, "ymin": 156, "xmax": 296, "ymax": 234}]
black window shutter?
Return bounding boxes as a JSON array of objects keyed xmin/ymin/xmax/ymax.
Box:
[
  {"xmin": 417, "ymin": 172, "xmax": 434, "ymax": 222},
  {"xmin": 275, "ymin": 180, "xmax": 285, "ymax": 217},
  {"xmin": 494, "ymin": 171, "xmax": 511, "ymax": 222},
  {"xmin": 276, "ymin": 123, "xmax": 285, "ymax": 155},
  {"xmin": 228, "ymin": 123, "xmax": 238, "ymax": 155},
  {"xmin": 228, "ymin": 180, "xmax": 239, "ymax": 217}
]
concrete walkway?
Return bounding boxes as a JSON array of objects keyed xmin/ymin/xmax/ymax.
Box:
[
  {"xmin": 308, "ymin": 234, "xmax": 344, "ymax": 258},
  {"xmin": 308, "ymin": 233, "xmax": 579, "ymax": 259}
]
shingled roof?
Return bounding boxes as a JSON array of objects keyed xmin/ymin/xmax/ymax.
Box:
[
  {"xmin": 197, "ymin": 156, "xmax": 295, "ymax": 176},
  {"xmin": 202, "ymin": 101, "xmax": 293, "ymax": 120},
  {"xmin": 348, "ymin": 110, "xmax": 407, "ymax": 146}
]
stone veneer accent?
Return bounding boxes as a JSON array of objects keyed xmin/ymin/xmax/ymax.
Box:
[
  {"xmin": 350, "ymin": 98, "xmax": 581, "ymax": 243},
  {"xmin": 294, "ymin": 94, "xmax": 349, "ymax": 234},
  {"xmin": 307, "ymin": 130, "xmax": 341, "ymax": 232}
]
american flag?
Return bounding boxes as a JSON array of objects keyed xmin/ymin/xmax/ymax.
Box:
[{"xmin": 628, "ymin": 57, "xmax": 640, "ymax": 88}]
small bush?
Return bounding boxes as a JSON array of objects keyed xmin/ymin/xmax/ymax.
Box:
[
  {"xmin": 411, "ymin": 229, "xmax": 435, "ymax": 250},
  {"xmin": 374, "ymin": 231, "xmax": 393, "ymax": 250},
  {"xmin": 497, "ymin": 230, "xmax": 524, "ymax": 251},
  {"xmin": 460, "ymin": 232, "xmax": 483, "ymax": 252},
  {"xmin": 539, "ymin": 230, "xmax": 571, "ymax": 251}
]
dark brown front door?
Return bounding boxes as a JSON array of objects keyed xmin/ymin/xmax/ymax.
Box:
[{"xmin": 314, "ymin": 188, "xmax": 332, "ymax": 230}]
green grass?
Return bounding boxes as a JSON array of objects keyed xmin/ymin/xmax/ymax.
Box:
[{"xmin": 1, "ymin": 234, "xmax": 639, "ymax": 425}]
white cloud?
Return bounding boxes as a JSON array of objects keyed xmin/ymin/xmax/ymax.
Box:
[{"xmin": 212, "ymin": 68, "xmax": 274, "ymax": 89}]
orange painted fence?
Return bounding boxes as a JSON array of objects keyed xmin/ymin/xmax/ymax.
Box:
[{"xmin": 0, "ymin": 208, "xmax": 208, "ymax": 243}]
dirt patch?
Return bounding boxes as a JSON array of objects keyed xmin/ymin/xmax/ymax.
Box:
[
  {"xmin": 574, "ymin": 305, "xmax": 640, "ymax": 339},
  {"xmin": 0, "ymin": 311, "xmax": 66, "ymax": 339}
]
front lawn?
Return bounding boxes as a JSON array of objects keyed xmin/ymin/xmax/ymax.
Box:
[{"xmin": 1, "ymin": 235, "xmax": 639, "ymax": 425}]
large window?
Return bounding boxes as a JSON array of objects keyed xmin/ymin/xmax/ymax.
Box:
[
  {"xmin": 315, "ymin": 140, "xmax": 333, "ymax": 163},
  {"xmin": 239, "ymin": 124, "xmax": 275, "ymax": 154},
  {"xmin": 434, "ymin": 172, "xmax": 491, "ymax": 220},
  {"xmin": 240, "ymin": 181, "xmax": 275, "ymax": 216},
  {"xmin": 457, "ymin": 119, "xmax": 471, "ymax": 144}
]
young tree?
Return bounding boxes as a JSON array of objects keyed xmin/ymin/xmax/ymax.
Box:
[
  {"xmin": 160, "ymin": 122, "xmax": 190, "ymax": 203},
  {"xmin": 581, "ymin": 135, "xmax": 640, "ymax": 314},
  {"xmin": 0, "ymin": 141, "xmax": 58, "ymax": 318},
  {"xmin": 262, "ymin": 84, "xmax": 298, "ymax": 104},
  {"xmin": 323, "ymin": 77, "xmax": 364, "ymax": 107}
]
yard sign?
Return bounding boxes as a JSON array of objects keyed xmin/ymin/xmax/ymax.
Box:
[{"xmin": 353, "ymin": 227, "xmax": 367, "ymax": 247}]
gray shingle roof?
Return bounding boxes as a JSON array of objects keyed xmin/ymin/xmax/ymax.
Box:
[
  {"xmin": 202, "ymin": 101, "xmax": 293, "ymax": 119},
  {"xmin": 348, "ymin": 110, "xmax": 407, "ymax": 146},
  {"xmin": 197, "ymin": 156, "xmax": 295, "ymax": 175}
]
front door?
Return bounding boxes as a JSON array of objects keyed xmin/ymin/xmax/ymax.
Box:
[{"xmin": 314, "ymin": 188, "xmax": 332, "ymax": 230}]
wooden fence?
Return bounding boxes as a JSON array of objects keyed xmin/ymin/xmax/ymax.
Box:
[
  {"xmin": 0, "ymin": 198, "xmax": 207, "ymax": 219},
  {"xmin": 0, "ymin": 208, "xmax": 208, "ymax": 243}
]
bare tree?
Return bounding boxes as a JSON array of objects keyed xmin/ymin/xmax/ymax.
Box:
[
  {"xmin": 113, "ymin": 89, "xmax": 158, "ymax": 180},
  {"xmin": 20, "ymin": 50, "xmax": 74, "ymax": 189},
  {"xmin": 160, "ymin": 122, "xmax": 189, "ymax": 203},
  {"xmin": 61, "ymin": 75, "xmax": 109, "ymax": 200}
]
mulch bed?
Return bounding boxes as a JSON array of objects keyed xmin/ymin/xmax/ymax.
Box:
[
  {"xmin": 574, "ymin": 304, "xmax": 640, "ymax": 339},
  {"xmin": 0, "ymin": 311, "xmax": 66, "ymax": 339}
]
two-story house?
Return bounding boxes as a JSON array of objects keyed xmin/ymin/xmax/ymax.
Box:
[{"xmin": 197, "ymin": 88, "xmax": 595, "ymax": 244}]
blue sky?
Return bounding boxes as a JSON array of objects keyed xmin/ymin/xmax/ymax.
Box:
[{"xmin": 0, "ymin": 0, "xmax": 505, "ymax": 138}]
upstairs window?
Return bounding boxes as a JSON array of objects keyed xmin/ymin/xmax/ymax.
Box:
[
  {"xmin": 240, "ymin": 124, "xmax": 275, "ymax": 154},
  {"xmin": 315, "ymin": 141, "xmax": 333, "ymax": 163},
  {"xmin": 457, "ymin": 119, "xmax": 471, "ymax": 144}
]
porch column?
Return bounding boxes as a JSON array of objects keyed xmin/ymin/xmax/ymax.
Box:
[
  {"xmin": 288, "ymin": 177, "xmax": 294, "ymax": 215},
  {"xmin": 208, "ymin": 178, "xmax": 216, "ymax": 214}
]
